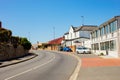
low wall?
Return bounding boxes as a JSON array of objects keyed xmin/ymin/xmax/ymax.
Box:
[
  {"xmin": 69, "ymin": 45, "xmax": 76, "ymax": 52},
  {"xmin": 0, "ymin": 43, "xmax": 28, "ymax": 61}
]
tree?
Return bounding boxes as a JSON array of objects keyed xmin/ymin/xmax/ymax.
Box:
[{"xmin": 20, "ymin": 37, "xmax": 32, "ymax": 50}]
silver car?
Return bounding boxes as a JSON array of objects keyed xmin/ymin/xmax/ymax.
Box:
[{"xmin": 76, "ymin": 47, "xmax": 91, "ymax": 54}]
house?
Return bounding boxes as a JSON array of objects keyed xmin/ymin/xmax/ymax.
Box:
[
  {"xmin": 62, "ymin": 25, "xmax": 98, "ymax": 52},
  {"xmin": 48, "ymin": 37, "xmax": 63, "ymax": 51},
  {"xmin": 91, "ymin": 16, "xmax": 120, "ymax": 57}
]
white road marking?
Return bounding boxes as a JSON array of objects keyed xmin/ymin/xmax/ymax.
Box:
[
  {"xmin": 69, "ymin": 54, "xmax": 81, "ymax": 80},
  {"xmin": 4, "ymin": 54, "xmax": 55, "ymax": 80}
]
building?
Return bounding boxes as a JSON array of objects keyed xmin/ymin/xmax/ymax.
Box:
[
  {"xmin": 48, "ymin": 37, "xmax": 63, "ymax": 51},
  {"xmin": 62, "ymin": 25, "xmax": 98, "ymax": 51},
  {"xmin": 91, "ymin": 16, "xmax": 120, "ymax": 57}
]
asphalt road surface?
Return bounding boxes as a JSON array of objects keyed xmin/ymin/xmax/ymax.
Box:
[{"xmin": 0, "ymin": 50, "xmax": 78, "ymax": 80}]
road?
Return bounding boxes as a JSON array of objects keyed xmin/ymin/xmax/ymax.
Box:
[{"xmin": 0, "ymin": 50, "xmax": 78, "ymax": 80}]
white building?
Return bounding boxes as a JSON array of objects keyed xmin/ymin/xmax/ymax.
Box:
[
  {"xmin": 63, "ymin": 25, "xmax": 98, "ymax": 49},
  {"xmin": 91, "ymin": 16, "xmax": 120, "ymax": 57}
]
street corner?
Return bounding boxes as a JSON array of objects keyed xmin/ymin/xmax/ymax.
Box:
[{"xmin": 81, "ymin": 56, "xmax": 120, "ymax": 68}]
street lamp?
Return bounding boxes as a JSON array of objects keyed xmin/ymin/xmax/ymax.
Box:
[{"xmin": 81, "ymin": 16, "xmax": 84, "ymax": 26}]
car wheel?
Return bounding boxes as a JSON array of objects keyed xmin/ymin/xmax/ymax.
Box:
[
  {"xmin": 77, "ymin": 51, "xmax": 79, "ymax": 54},
  {"xmin": 83, "ymin": 51, "xmax": 86, "ymax": 54}
]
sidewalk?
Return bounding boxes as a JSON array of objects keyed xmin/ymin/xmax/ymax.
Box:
[
  {"xmin": 0, "ymin": 53, "xmax": 37, "ymax": 68},
  {"xmin": 76, "ymin": 53, "xmax": 120, "ymax": 80}
]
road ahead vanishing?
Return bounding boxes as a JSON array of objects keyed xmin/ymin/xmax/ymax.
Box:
[{"xmin": 0, "ymin": 50, "xmax": 78, "ymax": 80}]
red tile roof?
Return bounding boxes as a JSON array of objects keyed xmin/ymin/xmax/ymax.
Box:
[{"xmin": 48, "ymin": 37, "xmax": 63, "ymax": 45}]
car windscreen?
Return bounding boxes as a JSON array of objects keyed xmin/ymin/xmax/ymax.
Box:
[
  {"xmin": 83, "ymin": 47, "xmax": 87, "ymax": 49},
  {"xmin": 77, "ymin": 48, "xmax": 82, "ymax": 50}
]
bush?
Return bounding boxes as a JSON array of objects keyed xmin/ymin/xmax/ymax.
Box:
[
  {"xmin": 20, "ymin": 37, "xmax": 31, "ymax": 50},
  {"xmin": 100, "ymin": 53, "xmax": 104, "ymax": 56},
  {"xmin": 0, "ymin": 28, "xmax": 12, "ymax": 42}
]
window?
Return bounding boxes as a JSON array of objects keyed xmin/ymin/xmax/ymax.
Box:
[
  {"xmin": 100, "ymin": 42, "xmax": 105, "ymax": 50},
  {"xmin": 102, "ymin": 27, "xmax": 104, "ymax": 35},
  {"xmin": 110, "ymin": 40, "xmax": 116, "ymax": 51},
  {"xmin": 95, "ymin": 30, "xmax": 98, "ymax": 38},
  {"xmin": 105, "ymin": 41, "xmax": 109, "ymax": 50},
  {"xmin": 95, "ymin": 43, "xmax": 99, "ymax": 50},
  {"xmin": 100, "ymin": 27, "xmax": 104, "ymax": 36},
  {"xmin": 105, "ymin": 25, "xmax": 109, "ymax": 34},
  {"xmin": 92, "ymin": 43, "xmax": 99, "ymax": 50},
  {"xmin": 109, "ymin": 21, "xmax": 117, "ymax": 33}
]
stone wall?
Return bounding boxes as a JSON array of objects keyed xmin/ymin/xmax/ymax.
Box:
[{"xmin": 0, "ymin": 43, "xmax": 28, "ymax": 61}]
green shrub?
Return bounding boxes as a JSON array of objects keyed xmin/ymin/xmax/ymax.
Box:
[
  {"xmin": 11, "ymin": 36, "xmax": 20, "ymax": 48},
  {"xmin": 20, "ymin": 37, "xmax": 31, "ymax": 50},
  {"xmin": 0, "ymin": 28, "xmax": 12, "ymax": 42},
  {"xmin": 100, "ymin": 53, "xmax": 104, "ymax": 56}
]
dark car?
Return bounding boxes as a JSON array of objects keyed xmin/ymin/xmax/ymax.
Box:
[{"xmin": 63, "ymin": 47, "xmax": 72, "ymax": 52}]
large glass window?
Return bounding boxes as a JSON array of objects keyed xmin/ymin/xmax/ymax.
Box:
[
  {"xmin": 105, "ymin": 41, "xmax": 109, "ymax": 50},
  {"xmin": 100, "ymin": 42, "xmax": 105, "ymax": 50},
  {"xmin": 105, "ymin": 25, "xmax": 109, "ymax": 34},
  {"xmin": 110, "ymin": 21, "xmax": 117, "ymax": 33},
  {"xmin": 95, "ymin": 43, "xmax": 99, "ymax": 50},
  {"xmin": 91, "ymin": 43, "xmax": 99, "ymax": 50},
  {"xmin": 95, "ymin": 30, "xmax": 98, "ymax": 38},
  {"xmin": 110, "ymin": 40, "xmax": 116, "ymax": 51},
  {"xmin": 100, "ymin": 27, "xmax": 104, "ymax": 36}
]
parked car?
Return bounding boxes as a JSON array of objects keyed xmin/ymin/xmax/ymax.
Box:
[
  {"xmin": 63, "ymin": 47, "xmax": 72, "ymax": 52},
  {"xmin": 76, "ymin": 47, "xmax": 91, "ymax": 54},
  {"xmin": 59, "ymin": 46, "xmax": 63, "ymax": 51}
]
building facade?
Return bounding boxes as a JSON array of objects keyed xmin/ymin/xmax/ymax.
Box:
[
  {"xmin": 62, "ymin": 25, "xmax": 98, "ymax": 51},
  {"xmin": 91, "ymin": 16, "xmax": 120, "ymax": 57}
]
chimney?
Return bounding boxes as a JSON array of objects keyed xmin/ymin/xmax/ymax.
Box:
[{"xmin": 0, "ymin": 21, "xmax": 2, "ymax": 28}]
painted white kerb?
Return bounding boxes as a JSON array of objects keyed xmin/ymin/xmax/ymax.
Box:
[{"xmin": 69, "ymin": 54, "xmax": 81, "ymax": 80}]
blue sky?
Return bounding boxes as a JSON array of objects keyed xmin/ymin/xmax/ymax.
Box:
[{"xmin": 0, "ymin": 0, "xmax": 120, "ymax": 44}]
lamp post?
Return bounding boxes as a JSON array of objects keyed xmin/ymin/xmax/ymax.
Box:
[{"xmin": 81, "ymin": 16, "xmax": 84, "ymax": 26}]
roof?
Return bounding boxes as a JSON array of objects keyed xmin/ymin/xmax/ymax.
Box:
[
  {"xmin": 64, "ymin": 25, "xmax": 98, "ymax": 35},
  {"xmin": 48, "ymin": 37, "xmax": 63, "ymax": 45},
  {"xmin": 75, "ymin": 25, "xmax": 98, "ymax": 31},
  {"xmin": 99, "ymin": 16, "xmax": 120, "ymax": 28}
]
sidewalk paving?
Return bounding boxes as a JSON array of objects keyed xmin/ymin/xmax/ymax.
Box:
[
  {"xmin": 76, "ymin": 53, "xmax": 120, "ymax": 80},
  {"xmin": 0, "ymin": 53, "xmax": 37, "ymax": 68}
]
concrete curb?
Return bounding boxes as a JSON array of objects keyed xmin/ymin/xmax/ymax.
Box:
[
  {"xmin": 68, "ymin": 53, "xmax": 81, "ymax": 80},
  {"xmin": 0, "ymin": 54, "xmax": 38, "ymax": 68}
]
